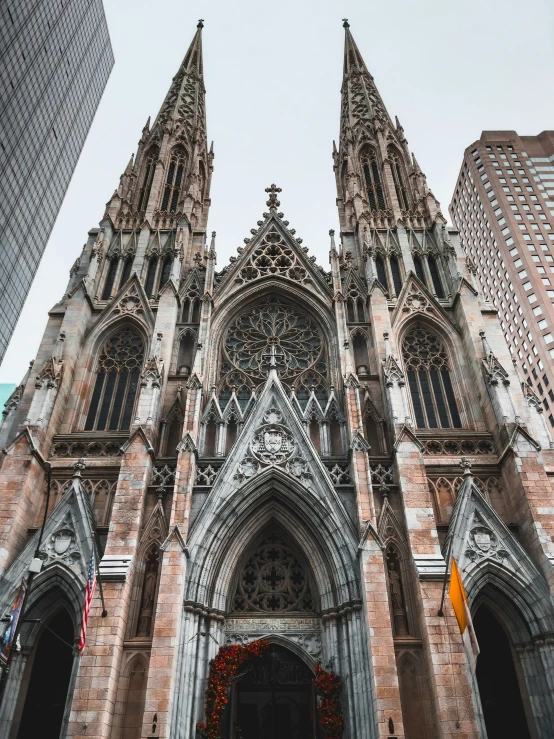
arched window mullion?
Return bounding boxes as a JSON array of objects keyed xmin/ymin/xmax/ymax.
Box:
[
  {"xmin": 403, "ymin": 326, "xmax": 462, "ymax": 430},
  {"xmin": 85, "ymin": 330, "xmax": 144, "ymax": 432}
]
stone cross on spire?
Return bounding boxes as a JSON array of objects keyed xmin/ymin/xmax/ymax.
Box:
[{"xmin": 265, "ymin": 184, "xmax": 282, "ymax": 213}]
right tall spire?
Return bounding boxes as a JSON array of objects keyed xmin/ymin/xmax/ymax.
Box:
[{"xmin": 335, "ymin": 20, "xmax": 442, "ymax": 239}]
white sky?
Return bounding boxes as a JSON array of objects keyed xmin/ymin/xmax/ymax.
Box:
[{"xmin": 1, "ymin": 0, "xmax": 553, "ymax": 382}]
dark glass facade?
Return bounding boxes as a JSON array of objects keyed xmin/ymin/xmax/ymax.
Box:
[{"xmin": 0, "ymin": 0, "xmax": 114, "ymax": 362}]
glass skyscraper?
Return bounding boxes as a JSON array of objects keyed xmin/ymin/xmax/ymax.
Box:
[{"xmin": 0, "ymin": 0, "xmax": 114, "ymax": 363}]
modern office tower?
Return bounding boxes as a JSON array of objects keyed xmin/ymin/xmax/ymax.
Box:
[
  {"xmin": 449, "ymin": 132, "xmax": 554, "ymax": 427},
  {"xmin": 0, "ymin": 20, "xmax": 553, "ymax": 739},
  {"xmin": 0, "ymin": 0, "xmax": 114, "ymax": 363}
]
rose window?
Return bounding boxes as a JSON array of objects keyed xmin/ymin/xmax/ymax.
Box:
[
  {"xmin": 223, "ymin": 297, "xmax": 325, "ymax": 383},
  {"xmin": 232, "ymin": 531, "xmax": 315, "ymax": 614}
]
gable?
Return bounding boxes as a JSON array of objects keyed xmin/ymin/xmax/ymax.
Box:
[
  {"xmin": 390, "ymin": 272, "xmax": 458, "ymax": 331},
  {"xmin": 444, "ymin": 474, "xmax": 549, "ymax": 602},
  {"xmin": 193, "ymin": 370, "xmax": 355, "ymax": 534},
  {"xmin": 0, "ymin": 477, "xmax": 96, "ymax": 605},
  {"xmin": 213, "ymin": 214, "xmax": 331, "ymax": 299},
  {"xmin": 85, "ymin": 273, "xmax": 155, "ymax": 339}
]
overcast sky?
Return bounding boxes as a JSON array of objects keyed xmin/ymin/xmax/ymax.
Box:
[{"xmin": 1, "ymin": 0, "xmax": 553, "ymax": 383}]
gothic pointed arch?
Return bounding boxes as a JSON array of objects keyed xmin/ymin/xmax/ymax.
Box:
[
  {"xmin": 229, "ymin": 525, "xmax": 319, "ymax": 616},
  {"xmin": 117, "ymin": 653, "xmax": 149, "ymax": 739},
  {"xmin": 160, "ymin": 145, "xmax": 187, "ymax": 213},
  {"xmin": 360, "ymin": 146, "xmax": 386, "ymax": 212},
  {"xmin": 388, "ymin": 146, "xmax": 411, "ymax": 211},
  {"xmin": 84, "ymin": 326, "xmax": 146, "ymax": 432},
  {"xmin": 137, "ymin": 146, "xmax": 158, "ymax": 213}
]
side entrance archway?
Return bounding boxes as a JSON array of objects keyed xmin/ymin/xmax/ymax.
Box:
[
  {"xmin": 226, "ymin": 644, "xmax": 320, "ymax": 739},
  {"xmin": 16, "ymin": 609, "xmax": 75, "ymax": 739},
  {"xmin": 474, "ymin": 605, "xmax": 532, "ymax": 739}
]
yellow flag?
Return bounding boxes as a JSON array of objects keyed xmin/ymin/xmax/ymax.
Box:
[{"xmin": 449, "ymin": 557, "xmax": 468, "ymax": 634}]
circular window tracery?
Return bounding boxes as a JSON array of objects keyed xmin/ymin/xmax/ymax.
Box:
[
  {"xmin": 231, "ymin": 530, "xmax": 316, "ymax": 614},
  {"xmin": 223, "ymin": 298, "xmax": 325, "ymax": 384}
]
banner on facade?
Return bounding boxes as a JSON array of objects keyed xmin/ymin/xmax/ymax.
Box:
[{"xmin": 0, "ymin": 579, "xmax": 27, "ymax": 666}]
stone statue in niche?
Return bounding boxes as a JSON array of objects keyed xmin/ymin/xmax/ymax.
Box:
[
  {"xmin": 137, "ymin": 547, "xmax": 160, "ymax": 637},
  {"xmin": 386, "ymin": 548, "xmax": 409, "ymax": 636}
]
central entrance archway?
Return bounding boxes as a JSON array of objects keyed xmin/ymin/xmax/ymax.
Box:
[{"xmin": 229, "ymin": 645, "xmax": 320, "ymax": 739}]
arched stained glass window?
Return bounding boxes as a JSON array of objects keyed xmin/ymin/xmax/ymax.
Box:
[
  {"xmin": 389, "ymin": 150, "xmax": 410, "ymax": 210},
  {"xmin": 402, "ymin": 326, "xmax": 461, "ymax": 429},
  {"xmin": 84, "ymin": 329, "xmax": 145, "ymax": 431},
  {"xmin": 428, "ymin": 256, "xmax": 445, "ymax": 299},
  {"xmin": 119, "ymin": 258, "xmax": 133, "ymax": 289},
  {"xmin": 144, "ymin": 257, "xmax": 158, "ymax": 298},
  {"xmin": 413, "ymin": 255, "xmax": 426, "ymax": 284},
  {"xmin": 231, "ymin": 530, "xmax": 316, "ymax": 614},
  {"xmin": 161, "ymin": 152, "xmax": 185, "ymax": 212},
  {"xmin": 375, "ymin": 255, "xmax": 388, "ymax": 290},
  {"xmin": 160, "ymin": 254, "xmax": 172, "ymax": 288},
  {"xmin": 137, "ymin": 153, "xmax": 156, "ymax": 212},
  {"xmin": 362, "ymin": 151, "xmax": 386, "ymax": 212},
  {"xmin": 390, "ymin": 255, "xmax": 403, "ymax": 295},
  {"xmin": 102, "ymin": 259, "xmax": 118, "ymax": 300}
]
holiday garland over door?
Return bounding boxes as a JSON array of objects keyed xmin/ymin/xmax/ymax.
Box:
[{"xmin": 197, "ymin": 639, "xmax": 344, "ymax": 739}]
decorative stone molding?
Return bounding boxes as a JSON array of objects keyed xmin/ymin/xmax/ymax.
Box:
[
  {"xmin": 327, "ymin": 463, "xmax": 351, "ymax": 485},
  {"xmin": 370, "ymin": 462, "xmax": 394, "ymax": 486},
  {"xmin": 151, "ymin": 463, "xmax": 176, "ymax": 488},
  {"xmin": 421, "ymin": 437, "xmax": 495, "ymax": 456},
  {"xmin": 465, "ymin": 512, "xmax": 509, "ymax": 563},
  {"xmin": 195, "ymin": 464, "xmax": 218, "ymax": 486},
  {"xmin": 235, "ymin": 407, "xmax": 312, "ymax": 485},
  {"xmin": 51, "ymin": 436, "xmax": 125, "ymax": 457},
  {"xmin": 412, "ymin": 554, "xmax": 447, "ymax": 581},
  {"xmin": 350, "ymin": 430, "xmax": 370, "ymax": 452}
]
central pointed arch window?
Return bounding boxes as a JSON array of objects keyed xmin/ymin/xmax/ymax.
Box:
[
  {"xmin": 231, "ymin": 530, "xmax": 316, "ymax": 614},
  {"xmin": 362, "ymin": 150, "xmax": 386, "ymax": 212},
  {"xmin": 85, "ymin": 328, "xmax": 145, "ymax": 431},
  {"xmin": 161, "ymin": 151, "xmax": 185, "ymax": 212},
  {"xmin": 402, "ymin": 326, "xmax": 462, "ymax": 429}
]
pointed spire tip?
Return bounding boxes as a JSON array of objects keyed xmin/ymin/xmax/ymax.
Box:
[
  {"xmin": 197, "ymin": 18, "xmax": 204, "ymax": 29},
  {"xmin": 342, "ymin": 18, "xmax": 350, "ymax": 28}
]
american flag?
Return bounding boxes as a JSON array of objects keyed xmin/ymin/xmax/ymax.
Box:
[{"xmin": 79, "ymin": 548, "xmax": 96, "ymax": 653}]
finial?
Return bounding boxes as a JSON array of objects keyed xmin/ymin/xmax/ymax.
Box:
[
  {"xmin": 265, "ymin": 183, "xmax": 282, "ymax": 213},
  {"xmin": 156, "ymin": 485, "xmax": 166, "ymax": 501},
  {"xmin": 379, "ymin": 483, "xmax": 390, "ymax": 499},
  {"xmin": 460, "ymin": 457, "xmax": 472, "ymax": 477},
  {"xmin": 197, "ymin": 19, "xmax": 204, "ymax": 29},
  {"xmin": 72, "ymin": 458, "xmax": 86, "ymax": 478},
  {"xmin": 342, "ymin": 18, "xmax": 350, "ymax": 28}
]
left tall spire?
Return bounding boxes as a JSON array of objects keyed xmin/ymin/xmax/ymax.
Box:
[{"xmin": 108, "ymin": 20, "xmax": 212, "ymax": 233}]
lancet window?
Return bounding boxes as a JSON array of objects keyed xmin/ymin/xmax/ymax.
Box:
[
  {"xmin": 161, "ymin": 150, "xmax": 186, "ymax": 212},
  {"xmin": 412, "ymin": 251, "xmax": 446, "ymax": 299},
  {"xmin": 428, "ymin": 255, "xmax": 445, "ymax": 298},
  {"xmin": 84, "ymin": 328, "xmax": 145, "ymax": 431},
  {"xmin": 389, "ymin": 149, "xmax": 410, "ymax": 211},
  {"xmin": 372, "ymin": 249, "xmax": 405, "ymax": 298},
  {"xmin": 137, "ymin": 151, "xmax": 157, "ymax": 212},
  {"xmin": 231, "ymin": 530, "xmax": 316, "ymax": 614},
  {"xmin": 402, "ymin": 326, "xmax": 462, "ymax": 429},
  {"xmin": 144, "ymin": 257, "xmax": 158, "ymax": 298},
  {"xmin": 362, "ymin": 150, "xmax": 386, "ymax": 212},
  {"xmin": 101, "ymin": 258, "xmax": 118, "ymax": 300},
  {"xmin": 119, "ymin": 257, "xmax": 133, "ymax": 289}
]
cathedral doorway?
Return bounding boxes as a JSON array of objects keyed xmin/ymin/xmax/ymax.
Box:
[
  {"xmin": 16, "ymin": 609, "xmax": 75, "ymax": 739},
  {"xmin": 228, "ymin": 645, "xmax": 320, "ymax": 739},
  {"xmin": 474, "ymin": 605, "xmax": 531, "ymax": 739}
]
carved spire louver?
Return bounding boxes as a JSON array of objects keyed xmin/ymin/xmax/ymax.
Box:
[
  {"xmin": 151, "ymin": 20, "xmax": 206, "ymax": 145},
  {"xmin": 340, "ymin": 19, "xmax": 394, "ymax": 146}
]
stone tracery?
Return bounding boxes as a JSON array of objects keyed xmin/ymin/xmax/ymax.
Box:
[{"xmin": 231, "ymin": 530, "xmax": 316, "ymax": 614}]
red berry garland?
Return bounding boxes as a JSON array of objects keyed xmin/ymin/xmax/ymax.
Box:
[
  {"xmin": 197, "ymin": 639, "xmax": 270, "ymax": 739},
  {"xmin": 313, "ymin": 662, "xmax": 344, "ymax": 739},
  {"xmin": 197, "ymin": 642, "xmax": 344, "ymax": 739}
]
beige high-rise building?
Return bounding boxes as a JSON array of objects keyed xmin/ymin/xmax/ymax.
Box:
[{"xmin": 449, "ymin": 132, "xmax": 554, "ymax": 428}]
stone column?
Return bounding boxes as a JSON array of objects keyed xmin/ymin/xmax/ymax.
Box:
[
  {"xmin": 141, "ymin": 376, "xmax": 203, "ymax": 739},
  {"xmin": 66, "ymin": 432, "xmax": 154, "ymax": 739}
]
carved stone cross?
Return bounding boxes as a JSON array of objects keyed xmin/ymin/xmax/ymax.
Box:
[{"xmin": 265, "ymin": 183, "xmax": 282, "ymax": 213}]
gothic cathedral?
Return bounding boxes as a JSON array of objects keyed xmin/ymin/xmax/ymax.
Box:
[{"xmin": 1, "ymin": 20, "xmax": 554, "ymax": 739}]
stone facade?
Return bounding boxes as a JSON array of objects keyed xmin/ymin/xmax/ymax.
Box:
[{"xmin": 0, "ymin": 19, "xmax": 553, "ymax": 739}]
